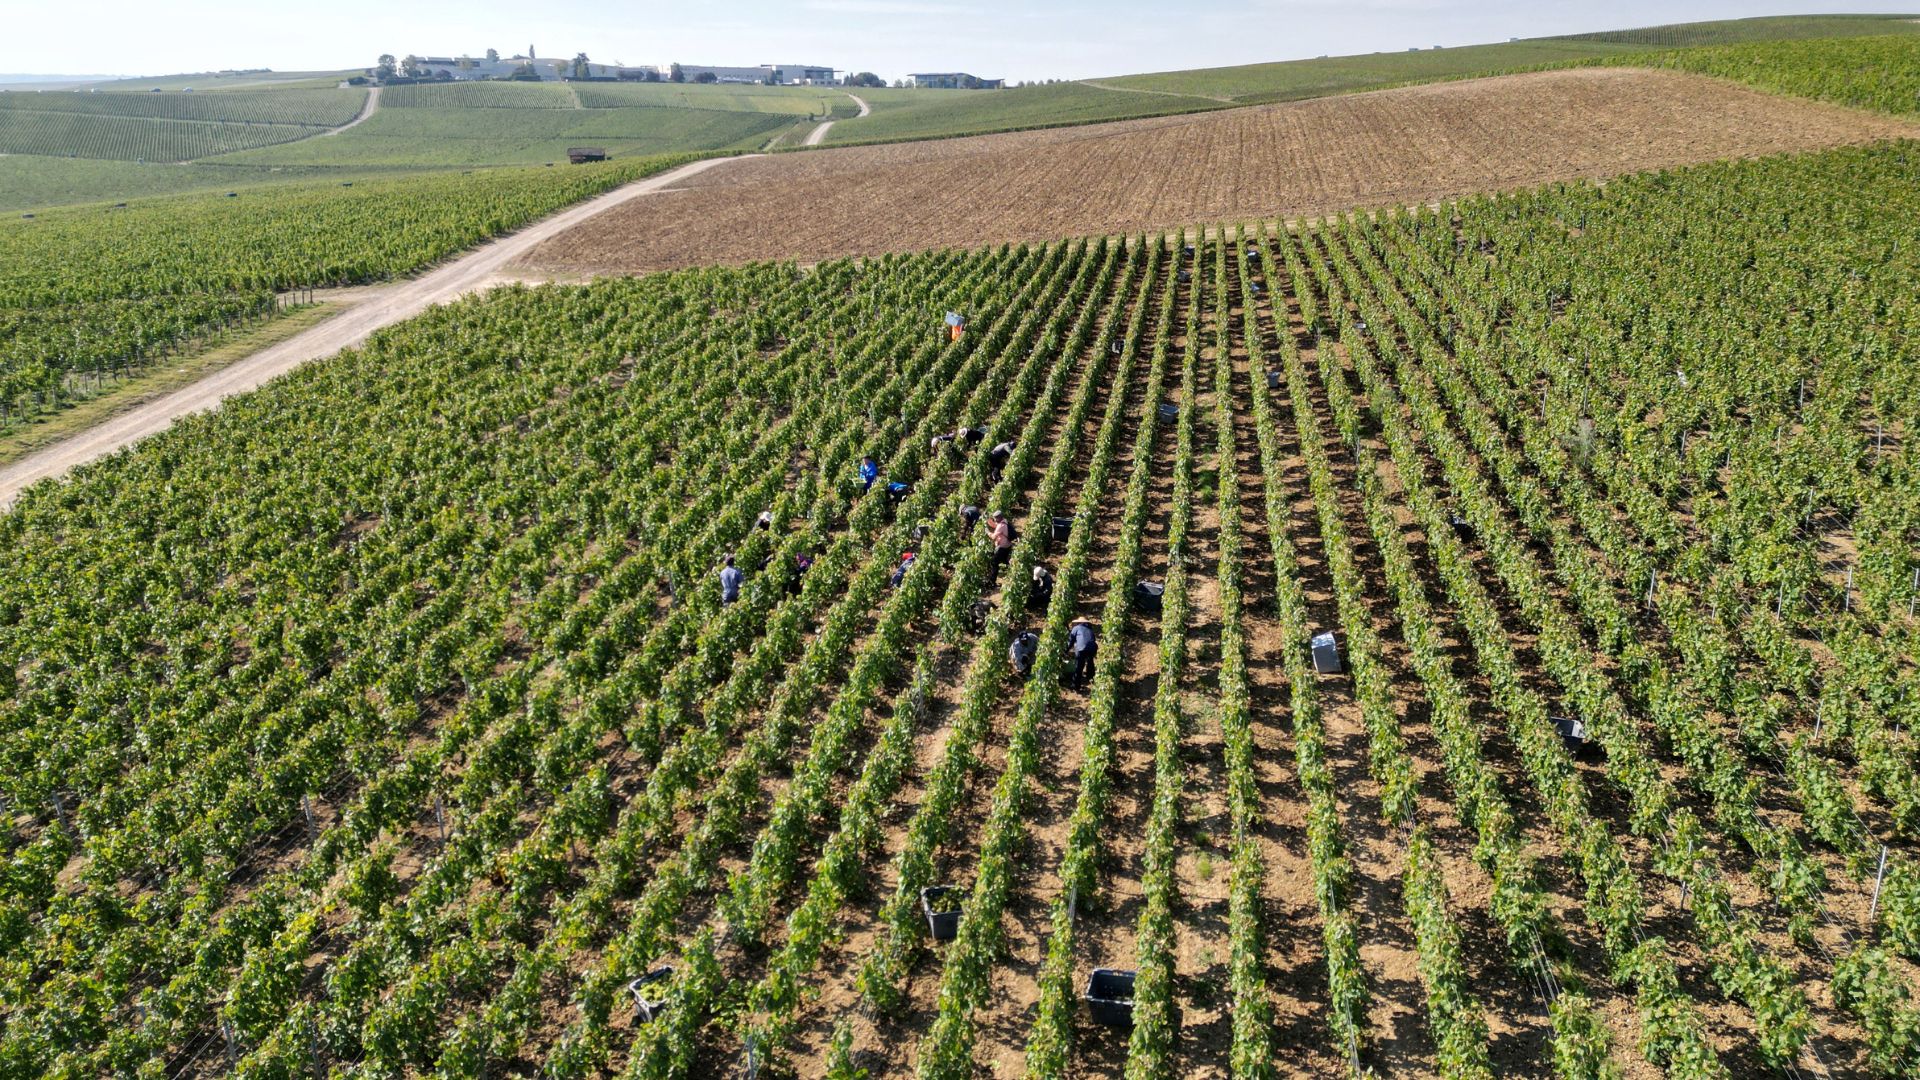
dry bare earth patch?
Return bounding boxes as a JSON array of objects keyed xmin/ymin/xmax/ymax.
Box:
[{"xmin": 521, "ymin": 68, "xmax": 1917, "ymax": 274}]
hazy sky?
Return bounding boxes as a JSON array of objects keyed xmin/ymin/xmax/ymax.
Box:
[{"xmin": 5, "ymin": 1, "xmax": 1916, "ymax": 82}]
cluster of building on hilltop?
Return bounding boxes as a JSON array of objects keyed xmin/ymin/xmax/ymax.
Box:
[{"xmin": 360, "ymin": 50, "xmax": 1002, "ymax": 89}]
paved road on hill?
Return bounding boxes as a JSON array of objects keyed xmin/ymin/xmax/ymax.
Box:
[
  {"xmin": 0, "ymin": 155, "xmax": 742, "ymax": 508},
  {"xmin": 805, "ymin": 93, "xmax": 871, "ymax": 146}
]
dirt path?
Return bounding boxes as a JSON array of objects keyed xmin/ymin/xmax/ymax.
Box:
[
  {"xmin": 319, "ymin": 85, "xmax": 380, "ymax": 137},
  {"xmin": 1079, "ymin": 79, "xmax": 1233, "ymax": 104},
  {"xmin": 0, "ymin": 154, "xmax": 742, "ymax": 509},
  {"xmin": 805, "ymin": 93, "xmax": 870, "ymax": 146}
]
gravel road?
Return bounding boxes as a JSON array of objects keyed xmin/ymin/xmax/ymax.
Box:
[{"xmin": 805, "ymin": 93, "xmax": 871, "ymax": 146}]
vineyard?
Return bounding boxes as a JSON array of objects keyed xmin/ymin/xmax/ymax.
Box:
[
  {"xmin": 0, "ymin": 135, "xmax": 1916, "ymax": 1079},
  {"xmin": 0, "ymin": 156, "xmax": 693, "ymax": 427},
  {"xmin": 380, "ymin": 80, "xmax": 853, "ymax": 117},
  {"xmin": 204, "ymin": 106, "xmax": 785, "ymax": 168},
  {"xmin": 0, "ymin": 89, "xmax": 368, "ymax": 163},
  {"xmin": 0, "ymin": 89, "xmax": 368, "ymax": 126},
  {"xmin": 1549, "ymin": 13, "xmax": 1920, "ymax": 47},
  {"xmin": 1639, "ymin": 34, "xmax": 1920, "ymax": 117}
]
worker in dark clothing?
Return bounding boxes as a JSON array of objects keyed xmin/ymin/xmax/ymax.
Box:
[
  {"xmin": 958, "ymin": 426, "xmax": 986, "ymax": 450},
  {"xmin": 719, "ymin": 555, "xmax": 744, "ymax": 606},
  {"xmin": 959, "ymin": 504, "xmax": 981, "ymax": 531},
  {"xmin": 789, "ymin": 553, "xmax": 813, "ymax": 596},
  {"xmin": 930, "ymin": 433, "xmax": 954, "ymax": 454},
  {"xmin": 986, "ymin": 511, "xmax": 1014, "ymax": 582},
  {"xmin": 1066, "ymin": 618, "xmax": 1097, "ymax": 689},
  {"xmin": 987, "ymin": 441, "xmax": 1013, "ymax": 483},
  {"xmin": 756, "ymin": 511, "xmax": 774, "ymax": 531},
  {"xmin": 891, "ymin": 551, "xmax": 916, "ymax": 589},
  {"xmin": 1029, "ymin": 564, "xmax": 1054, "ymax": 612},
  {"xmin": 1009, "ymin": 630, "xmax": 1039, "ymax": 679},
  {"xmin": 859, "ymin": 456, "xmax": 879, "ymax": 493}
]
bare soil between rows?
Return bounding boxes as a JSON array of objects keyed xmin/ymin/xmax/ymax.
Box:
[{"xmin": 520, "ymin": 68, "xmax": 1918, "ymax": 274}]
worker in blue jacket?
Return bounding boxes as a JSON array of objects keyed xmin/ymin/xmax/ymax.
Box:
[
  {"xmin": 859, "ymin": 456, "xmax": 879, "ymax": 493},
  {"xmin": 1065, "ymin": 618, "xmax": 1098, "ymax": 689}
]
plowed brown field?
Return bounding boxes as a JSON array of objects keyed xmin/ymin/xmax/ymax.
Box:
[{"xmin": 521, "ymin": 67, "xmax": 1918, "ymax": 273}]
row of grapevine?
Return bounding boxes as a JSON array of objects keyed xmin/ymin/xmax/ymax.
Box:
[
  {"xmin": 1263, "ymin": 218, "xmax": 1737, "ymax": 1074},
  {"xmin": 911, "ymin": 235, "xmax": 1157, "ymax": 1080},
  {"xmin": 1343, "ymin": 185, "xmax": 1920, "ymax": 1069},
  {"xmin": 1267, "ymin": 231, "xmax": 1498, "ymax": 1078},
  {"xmin": 1285, "ymin": 220, "xmax": 1779, "ymax": 1075},
  {"xmin": 1233, "ymin": 230, "xmax": 1618, "ymax": 1075},
  {"xmin": 17, "ymin": 256, "xmax": 905, "ymax": 1073},
  {"xmin": 0, "ymin": 242, "xmax": 1069, "ymax": 1074},
  {"xmin": 1021, "ymin": 236, "xmax": 1176, "ymax": 1077},
  {"xmin": 1204, "ymin": 237, "xmax": 1279, "ymax": 1078},
  {"xmin": 625, "ymin": 236, "xmax": 1134, "ymax": 1077},
  {"xmin": 1233, "ymin": 231, "xmax": 1372, "ymax": 1071},
  {"xmin": 1118, "ymin": 239, "xmax": 1200, "ymax": 1078},
  {"xmin": 397, "ymin": 239, "xmax": 1110, "ymax": 1078}
]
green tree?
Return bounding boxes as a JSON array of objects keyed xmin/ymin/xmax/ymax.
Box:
[
  {"xmin": 374, "ymin": 53, "xmax": 396, "ymax": 81},
  {"xmin": 485, "ymin": 47, "xmax": 499, "ymax": 63},
  {"xmin": 669, "ymin": 62, "xmax": 685, "ymax": 83},
  {"xmin": 572, "ymin": 52, "xmax": 590, "ymax": 78}
]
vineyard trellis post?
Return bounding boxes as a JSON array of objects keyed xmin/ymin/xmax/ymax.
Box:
[
  {"xmin": 302, "ymin": 794, "xmax": 317, "ymax": 843},
  {"xmin": 434, "ymin": 794, "xmax": 447, "ymax": 842},
  {"xmin": 1868, "ymin": 845, "xmax": 1890, "ymax": 924}
]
